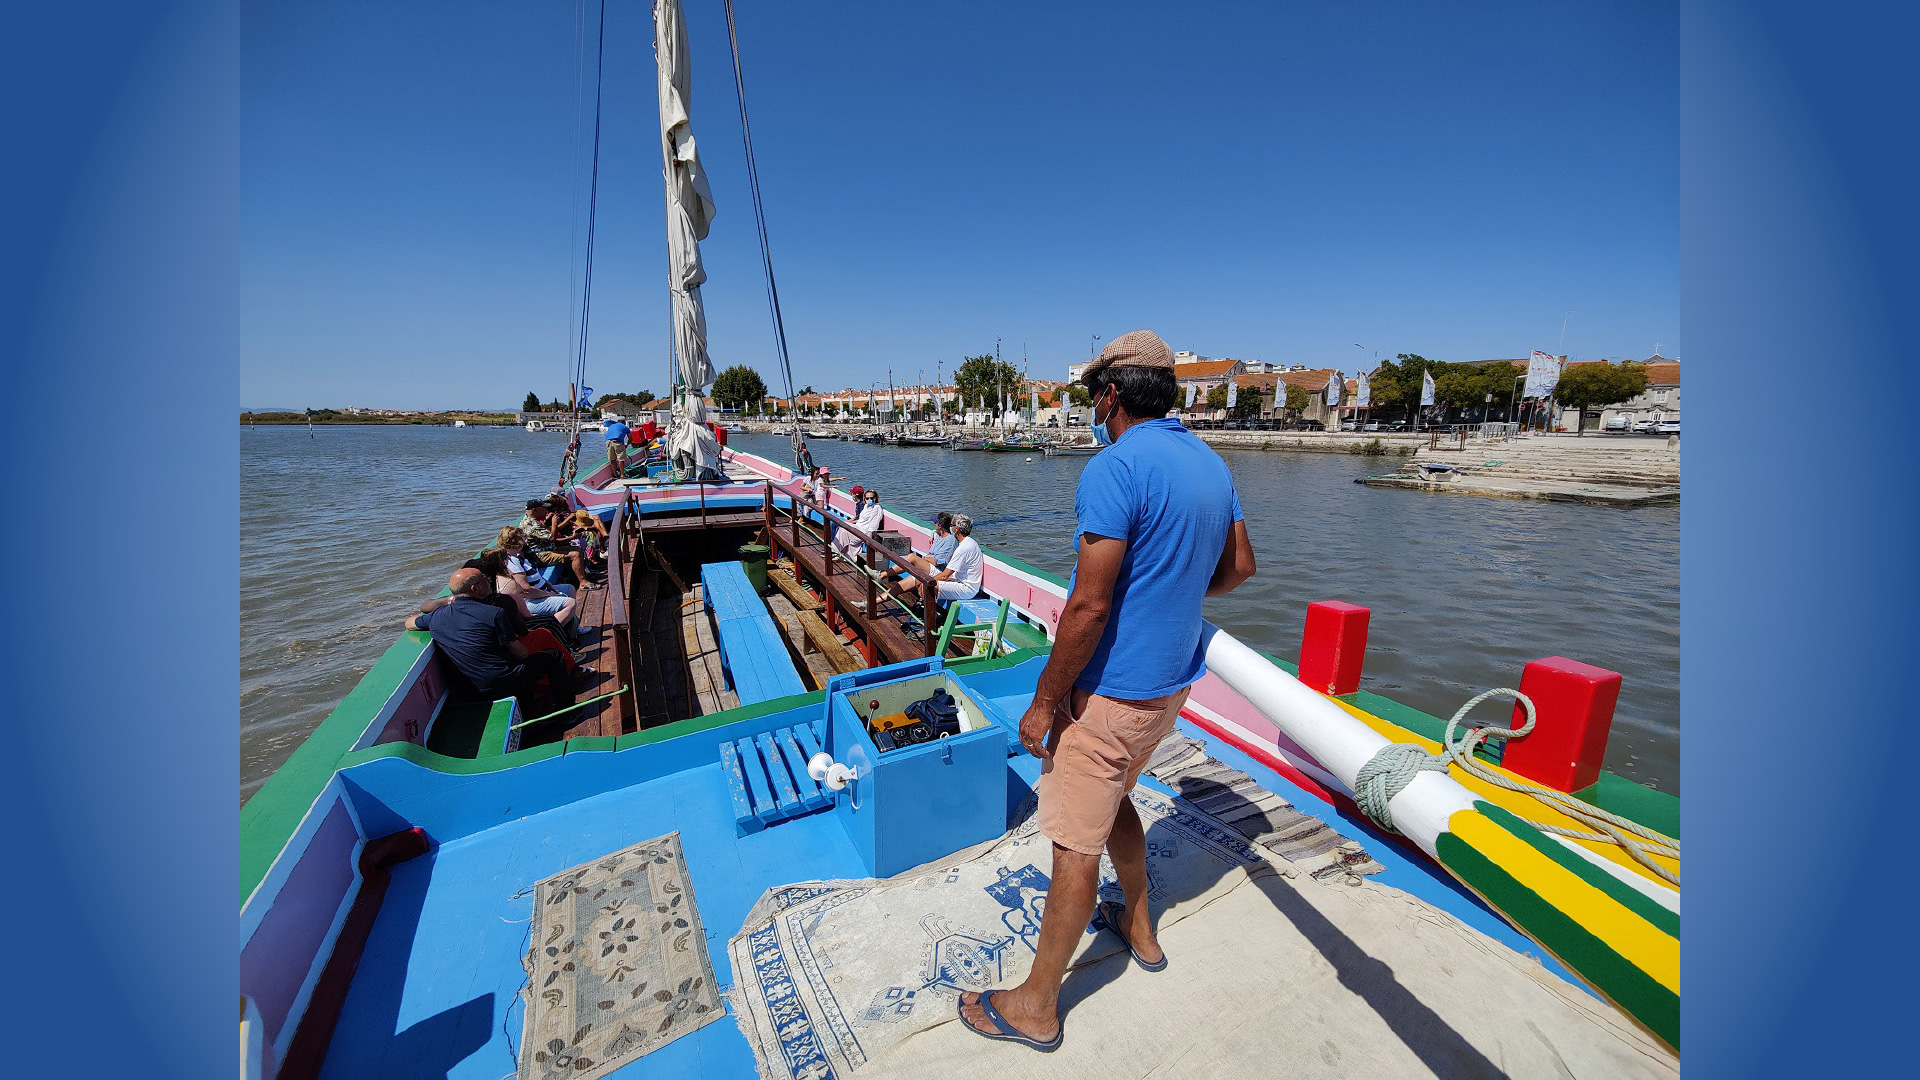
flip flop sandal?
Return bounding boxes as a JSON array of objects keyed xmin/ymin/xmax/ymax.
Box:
[
  {"xmin": 1095, "ymin": 900, "xmax": 1168, "ymax": 972},
  {"xmin": 958, "ymin": 990, "xmax": 1062, "ymax": 1052}
]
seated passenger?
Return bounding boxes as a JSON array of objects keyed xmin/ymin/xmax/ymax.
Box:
[
  {"xmin": 418, "ymin": 557, "xmax": 581, "ymax": 662},
  {"xmin": 519, "ymin": 497, "xmax": 594, "ymax": 586},
  {"xmin": 403, "ymin": 568, "xmax": 584, "ymax": 733},
  {"xmin": 831, "ymin": 484, "xmax": 882, "ymax": 560},
  {"xmin": 494, "ymin": 528, "xmax": 581, "ymax": 628},
  {"xmin": 897, "ymin": 513, "xmax": 984, "ymax": 605},
  {"xmin": 896, "ymin": 511, "xmax": 958, "ymax": 585},
  {"xmin": 565, "ymin": 509, "xmax": 610, "ymax": 569}
]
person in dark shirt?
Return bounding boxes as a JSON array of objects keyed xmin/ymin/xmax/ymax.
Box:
[{"xmin": 405, "ymin": 567, "xmax": 580, "ymax": 737}]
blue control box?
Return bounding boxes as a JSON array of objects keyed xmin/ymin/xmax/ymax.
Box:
[{"xmin": 821, "ymin": 657, "xmax": 1010, "ymax": 878}]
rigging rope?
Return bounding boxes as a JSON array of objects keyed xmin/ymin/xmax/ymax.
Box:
[
  {"xmin": 1354, "ymin": 688, "xmax": 1681, "ymax": 886},
  {"xmin": 566, "ymin": 0, "xmax": 610, "ymax": 484},
  {"xmin": 722, "ymin": 0, "xmax": 809, "ymax": 478}
]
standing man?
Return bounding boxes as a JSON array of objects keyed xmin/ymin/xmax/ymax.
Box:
[
  {"xmin": 604, "ymin": 415, "xmax": 632, "ymax": 478},
  {"xmin": 958, "ymin": 330, "xmax": 1256, "ymax": 1051}
]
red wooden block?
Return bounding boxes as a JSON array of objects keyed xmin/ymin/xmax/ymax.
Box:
[
  {"xmin": 1299, "ymin": 601, "xmax": 1370, "ymax": 695},
  {"xmin": 1502, "ymin": 656, "xmax": 1621, "ymax": 793}
]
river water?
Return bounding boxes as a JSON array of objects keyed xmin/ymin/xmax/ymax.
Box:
[{"xmin": 241, "ymin": 425, "xmax": 1678, "ymax": 802}]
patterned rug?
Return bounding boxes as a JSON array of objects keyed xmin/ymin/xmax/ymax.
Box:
[
  {"xmin": 725, "ymin": 789, "xmax": 1273, "ymax": 1080},
  {"xmin": 518, "ymin": 832, "xmax": 724, "ymax": 1080},
  {"xmin": 1143, "ymin": 733, "xmax": 1385, "ymax": 883}
]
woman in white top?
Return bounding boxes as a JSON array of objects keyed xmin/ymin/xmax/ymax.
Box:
[{"xmin": 493, "ymin": 527, "xmax": 579, "ymax": 625}]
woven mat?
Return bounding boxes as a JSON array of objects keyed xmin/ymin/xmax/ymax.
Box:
[
  {"xmin": 1144, "ymin": 733, "xmax": 1384, "ymax": 883},
  {"xmin": 518, "ymin": 831, "xmax": 724, "ymax": 1080},
  {"xmin": 725, "ymin": 789, "xmax": 1273, "ymax": 1080}
]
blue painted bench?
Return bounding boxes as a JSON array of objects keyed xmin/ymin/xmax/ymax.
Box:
[{"xmin": 700, "ymin": 561, "xmax": 808, "ymax": 706}]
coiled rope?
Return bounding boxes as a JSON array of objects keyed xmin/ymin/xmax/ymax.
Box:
[{"xmin": 1353, "ymin": 688, "xmax": 1680, "ymax": 886}]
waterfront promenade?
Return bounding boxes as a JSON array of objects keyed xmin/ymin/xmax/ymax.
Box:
[{"xmin": 1359, "ymin": 434, "xmax": 1681, "ymax": 506}]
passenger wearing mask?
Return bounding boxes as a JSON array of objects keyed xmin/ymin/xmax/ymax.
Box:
[
  {"xmin": 897, "ymin": 513, "xmax": 983, "ymax": 605},
  {"xmin": 896, "ymin": 511, "xmax": 958, "ymax": 586}
]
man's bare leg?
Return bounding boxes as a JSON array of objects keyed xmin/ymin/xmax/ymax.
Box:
[
  {"xmin": 959, "ymin": 842, "xmax": 1100, "ymax": 1041},
  {"xmin": 1101, "ymin": 798, "xmax": 1162, "ymax": 964}
]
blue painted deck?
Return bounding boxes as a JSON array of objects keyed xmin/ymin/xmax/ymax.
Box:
[{"xmin": 317, "ymin": 657, "xmax": 1585, "ymax": 1078}]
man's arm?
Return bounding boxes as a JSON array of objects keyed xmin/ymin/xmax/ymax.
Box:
[
  {"xmin": 1206, "ymin": 520, "xmax": 1257, "ymax": 596},
  {"xmin": 404, "ymin": 613, "xmax": 424, "ymax": 631},
  {"xmin": 1015, "ymin": 532, "xmax": 1129, "ymax": 759}
]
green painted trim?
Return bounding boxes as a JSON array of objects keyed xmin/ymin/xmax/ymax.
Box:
[
  {"xmin": 1436, "ymin": 829, "xmax": 1679, "ymax": 1051},
  {"xmin": 240, "ymin": 630, "xmax": 432, "ymax": 903},
  {"xmin": 1475, "ymin": 802, "xmax": 1679, "ymax": 937},
  {"xmin": 1574, "ymin": 771, "xmax": 1680, "ymax": 840}
]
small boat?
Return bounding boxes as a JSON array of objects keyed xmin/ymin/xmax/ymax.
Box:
[
  {"xmin": 947, "ymin": 436, "xmax": 987, "ymax": 451},
  {"xmin": 894, "ymin": 434, "xmax": 951, "ymax": 447},
  {"xmin": 451, "ymin": 419, "xmax": 466, "ymax": 428},
  {"xmin": 1044, "ymin": 440, "xmax": 1100, "ymax": 455},
  {"xmin": 804, "ymin": 429, "xmax": 835, "ymax": 439},
  {"xmin": 524, "ymin": 419, "xmax": 545, "ymax": 432},
  {"xmin": 577, "ymin": 420, "xmax": 604, "ymax": 433},
  {"xmin": 982, "ymin": 437, "xmax": 1039, "ymax": 452},
  {"xmin": 727, "ymin": 423, "xmax": 747, "ymax": 434}
]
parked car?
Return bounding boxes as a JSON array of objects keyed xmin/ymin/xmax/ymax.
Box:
[
  {"xmin": 1655, "ymin": 421, "xmax": 1680, "ymax": 434},
  {"xmin": 1633, "ymin": 419, "xmax": 1658, "ymax": 433},
  {"xmin": 1363, "ymin": 421, "xmax": 1382, "ymax": 431},
  {"xmin": 1339, "ymin": 420, "xmax": 1359, "ymax": 431},
  {"xmin": 1605, "ymin": 416, "xmax": 1632, "ymax": 433}
]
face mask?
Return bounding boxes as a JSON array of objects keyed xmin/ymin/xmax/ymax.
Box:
[{"xmin": 1092, "ymin": 387, "xmax": 1117, "ymax": 446}]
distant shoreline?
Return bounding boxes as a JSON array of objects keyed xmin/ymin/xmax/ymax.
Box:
[{"xmin": 241, "ymin": 411, "xmax": 520, "ymax": 426}]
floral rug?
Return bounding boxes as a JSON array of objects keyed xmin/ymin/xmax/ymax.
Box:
[
  {"xmin": 518, "ymin": 831, "xmax": 723, "ymax": 1080},
  {"xmin": 725, "ymin": 789, "xmax": 1272, "ymax": 1080}
]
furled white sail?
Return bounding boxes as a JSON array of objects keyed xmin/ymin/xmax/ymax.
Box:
[{"xmin": 654, "ymin": 0, "xmax": 723, "ymax": 479}]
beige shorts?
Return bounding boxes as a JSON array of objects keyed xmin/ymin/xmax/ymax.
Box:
[{"xmin": 1036, "ymin": 685, "xmax": 1191, "ymax": 855}]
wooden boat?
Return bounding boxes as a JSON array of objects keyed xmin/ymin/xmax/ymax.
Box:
[
  {"xmin": 894, "ymin": 434, "xmax": 951, "ymax": 447},
  {"xmin": 947, "ymin": 436, "xmax": 987, "ymax": 451},
  {"xmin": 240, "ymin": 7, "xmax": 1679, "ymax": 1076},
  {"xmin": 982, "ymin": 437, "xmax": 1041, "ymax": 452},
  {"xmin": 1044, "ymin": 439, "xmax": 1101, "ymax": 455}
]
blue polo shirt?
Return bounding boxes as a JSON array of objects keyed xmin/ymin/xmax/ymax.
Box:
[
  {"xmin": 1072, "ymin": 417, "xmax": 1243, "ymax": 699},
  {"xmin": 604, "ymin": 421, "xmax": 631, "ymax": 443}
]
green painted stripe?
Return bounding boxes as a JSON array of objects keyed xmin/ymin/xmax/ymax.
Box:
[
  {"xmin": 240, "ymin": 631, "xmax": 434, "ymax": 902},
  {"xmin": 1475, "ymin": 801, "xmax": 1679, "ymax": 937},
  {"xmin": 1574, "ymin": 770, "xmax": 1681, "ymax": 840},
  {"xmin": 1436, "ymin": 830, "xmax": 1679, "ymax": 1050}
]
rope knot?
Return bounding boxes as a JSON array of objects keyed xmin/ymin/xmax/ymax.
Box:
[{"xmin": 1352, "ymin": 743, "xmax": 1448, "ymax": 833}]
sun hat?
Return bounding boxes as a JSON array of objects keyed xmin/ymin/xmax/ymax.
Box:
[{"xmin": 1080, "ymin": 329, "xmax": 1175, "ymax": 382}]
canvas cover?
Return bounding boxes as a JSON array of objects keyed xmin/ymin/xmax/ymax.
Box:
[{"xmin": 655, "ymin": 0, "xmax": 723, "ymax": 478}]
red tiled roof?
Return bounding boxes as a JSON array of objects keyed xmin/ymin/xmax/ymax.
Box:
[{"xmin": 1174, "ymin": 359, "xmax": 1238, "ymax": 379}]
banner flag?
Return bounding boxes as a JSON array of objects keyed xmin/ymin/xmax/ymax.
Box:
[
  {"xmin": 1031, "ymin": 390, "xmax": 1039, "ymax": 415},
  {"xmin": 1355, "ymin": 371, "xmax": 1371, "ymax": 408},
  {"xmin": 1226, "ymin": 380, "xmax": 1238, "ymax": 408},
  {"xmin": 1420, "ymin": 370, "xmax": 1436, "ymax": 406},
  {"xmin": 1186, "ymin": 383, "xmax": 1198, "ymax": 408},
  {"xmin": 1524, "ymin": 350, "xmax": 1561, "ymax": 398},
  {"xmin": 1326, "ymin": 371, "xmax": 1343, "ymax": 408},
  {"xmin": 579, "ymin": 386, "xmax": 593, "ymax": 407}
]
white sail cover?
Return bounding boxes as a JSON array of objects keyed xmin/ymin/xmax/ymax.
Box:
[
  {"xmin": 1326, "ymin": 370, "xmax": 1343, "ymax": 408},
  {"xmin": 1355, "ymin": 370, "xmax": 1371, "ymax": 408},
  {"xmin": 1421, "ymin": 369, "xmax": 1436, "ymax": 406},
  {"xmin": 1524, "ymin": 349, "xmax": 1561, "ymax": 399},
  {"xmin": 655, "ymin": 0, "xmax": 723, "ymax": 478}
]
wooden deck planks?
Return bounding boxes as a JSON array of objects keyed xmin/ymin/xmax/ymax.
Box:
[
  {"xmin": 680, "ymin": 583, "xmax": 741, "ymax": 716},
  {"xmin": 767, "ymin": 521, "xmax": 931, "ymax": 668}
]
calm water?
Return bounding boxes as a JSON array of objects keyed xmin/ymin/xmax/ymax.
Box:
[{"xmin": 241, "ymin": 426, "xmax": 1678, "ymax": 801}]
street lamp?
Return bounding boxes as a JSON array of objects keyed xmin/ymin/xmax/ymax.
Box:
[{"xmin": 1511, "ymin": 374, "xmax": 1525, "ymax": 425}]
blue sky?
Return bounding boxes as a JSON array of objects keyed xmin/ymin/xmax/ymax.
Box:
[{"xmin": 242, "ymin": 0, "xmax": 1677, "ymax": 410}]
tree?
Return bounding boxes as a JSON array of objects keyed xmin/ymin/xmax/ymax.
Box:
[
  {"xmin": 1555, "ymin": 363, "xmax": 1649, "ymax": 434},
  {"xmin": 1285, "ymin": 384, "xmax": 1309, "ymax": 414},
  {"xmin": 954, "ymin": 354, "xmax": 1023, "ymax": 416},
  {"xmin": 522, "ymin": 391, "xmax": 541, "ymax": 413},
  {"xmin": 711, "ymin": 366, "xmax": 768, "ymax": 410},
  {"xmin": 1231, "ymin": 388, "xmax": 1268, "ymax": 419},
  {"xmin": 1065, "ymin": 383, "xmax": 1091, "ymax": 409},
  {"xmin": 1206, "ymin": 384, "xmax": 1230, "ymax": 409}
]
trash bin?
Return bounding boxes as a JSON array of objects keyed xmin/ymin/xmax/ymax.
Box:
[{"xmin": 737, "ymin": 544, "xmax": 770, "ymax": 593}]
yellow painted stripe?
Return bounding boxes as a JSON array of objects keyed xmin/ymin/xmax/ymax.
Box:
[
  {"xmin": 1449, "ymin": 808, "xmax": 1679, "ymax": 994},
  {"xmin": 1333, "ymin": 698, "xmax": 1680, "ymax": 887}
]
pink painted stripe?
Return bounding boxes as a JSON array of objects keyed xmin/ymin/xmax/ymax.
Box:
[{"xmin": 241, "ymin": 797, "xmax": 361, "ymax": 1058}]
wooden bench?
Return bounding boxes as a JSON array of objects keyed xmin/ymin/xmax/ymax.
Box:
[
  {"xmin": 791, "ymin": 608, "xmax": 864, "ymax": 674},
  {"xmin": 699, "ymin": 561, "xmax": 808, "ymax": 706}
]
